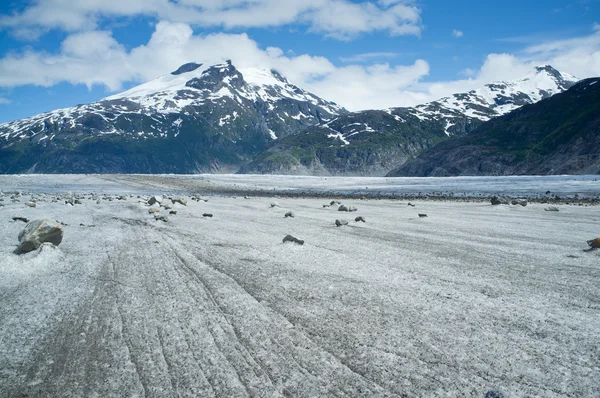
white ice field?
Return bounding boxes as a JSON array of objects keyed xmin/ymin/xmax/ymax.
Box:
[{"xmin": 0, "ymin": 174, "xmax": 599, "ymax": 397}]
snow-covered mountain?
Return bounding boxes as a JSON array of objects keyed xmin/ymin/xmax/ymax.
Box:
[
  {"xmin": 408, "ymin": 65, "xmax": 577, "ymax": 123},
  {"xmin": 0, "ymin": 62, "xmax": 579, "ymax": 174},
  {"xmin": 242, "ymin": 65, "xmax": 580, "ymax": 175},
  {"xmin": 0, "ymin": 61, "xmax": 344, "ymax": 173}
]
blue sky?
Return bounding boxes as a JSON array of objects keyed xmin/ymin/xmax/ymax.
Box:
[{"xmin": 0, "ymin": 0, "xmax": 599, "ymax": 123}]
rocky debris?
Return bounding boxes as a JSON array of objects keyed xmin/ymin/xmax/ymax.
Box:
[
  {"xmin": 330, "ymin": 200, "xmax": 341, "ymax": 205},
  {"xmin": 148, "ymin": 195, "xmax": 163, "ymax": 206},
  {"xmin": 148, "ymin": 206, "xmax": 160, "ymax": 214},
  {"xmin": 348, "ymin": 206, "xmax": 358, "ymax": 212},
  {"xmin": 491, "ymin": 196, "xmax": 510, "ymax": 205},
  {"xmin": 544, "ymin": 207, "xmax": 559, "ymax": 212},
  {"xmin": 418, "ymin": 214, "xmax": 428, "ymax": 218},
  {"xmin": 169, "ymin": 210, "xmax": 177, "ymax": 215},
  {"xmin": 154, "ymin": 215, "xmax": 169, "ymax": 222},
  {"xmin": 338, "ymin": 205, "xmax": 349, "ymax": 212},
  {"xmin": 355, "ymin": 216, "xmax": 366, "ymax": 222},
  {"xmin": 25, "ymin": 202, "xmax": 36, "ymax": 208},
  {"xmin": 117, "ymin": 195, "xmax": 128, "ymax": 201},
  {"xmin": 162, "ymin": 203, "xmax": 173, "ymax": 210},
  {"xmin": 12, "ymin": 216, "xmax": 29, "ymax": 223},
  {"xmin": 335, "ymin": 219, "xmax": 349, "ymax": 227},
  {"xmin": 96, "ymin": 199, "xmax": 101, "ymax": 204},
  {"xmin": 408, "ymin": 202, "xmax": 416, "ymax": 207},
  {"xmin": 586, "ymin": 237, "xmax": 600, "ymax": 250},
  {"xmin": 284, "ymin": 211, "xmax": 294, "ymax": 218},
  {"xmin": 270, "ymin": 203, "xmax": 279, "ymax": 208},
  {"xmin": 172, "ymin": 197, "xmax": 188, "ymax": 206},
  {"xmin": 15, "ymin": 219, "xmax": 64, "ymax": 254},
  {"xmin": 511, "ymin": 199, "xmax": 528, "ymax": 206},
  {"xmin": 484, "ymin": 390, "xmax": 505, "ymax": 398},
  {"xmin": 322, "ymin": 204, "xmax": 331, "ymax": 208},
  {"xmin": 203, "ymin": 213, "xmax": 213, "ymax": 218},
  {"xmin": 282, "ymin": 235, "xmax": 304, "ymax": 245}
]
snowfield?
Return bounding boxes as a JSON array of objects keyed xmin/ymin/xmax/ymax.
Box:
[{"xmin": 0, "ymin": 175, "xmax": 599, "ymax": 397}]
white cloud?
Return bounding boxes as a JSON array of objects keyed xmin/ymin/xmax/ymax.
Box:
[
  {"xmin": 452, "ymin": 29, "xmax": 463, "ymax": 38},
  {"xmin": 594, "ymin": 23, "xmax": 600, "ymax": 32},
  {"xmin": 0, "ymin": 21, "xmax": 429, "ymax": 110},
  {"xmin": 0, "ymin": 0, "xmax": 422, "ymax": 40},
  {"xmin": 0, "ymin": 22, "xmax": 598, "ymax": 112},
  {"xmin": 0, "ymin": 97, "xmax": 11, "ymax": 104}
]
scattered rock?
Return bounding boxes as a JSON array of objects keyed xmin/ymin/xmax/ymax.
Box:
[
  {"xmin": 148, "ymin": 206, "xmax": 160, "ymax": 214},
  {"xmin": 148, "ymin": 195, "xmax": 163, "ymax": 206},
  {"xmin": 16, "ymin": 219, "xmax": 63, "ymax": 254},
  {"xmin": 162, "ymin": 203, "xmax": 173, "ymax": 210},
  {"xmin": 203, "ymin": 213, "xmax": 213, "ymax": 218},
  {"xmin": 355, "ymin": 216, "xmax": 366, "ymax": 222},
  {"xmin": 407, "ymin": 202, "xmax": 416, "ymax": 207},
  {"xmin": 323, "ymin": 204, "xmax": 330, "ymax": 208},
  {"xmin": 154, "ymin": 215, "xmax": 169, "ymax": 222},
  {"xmin": 335, "ymin": 219, "xmax": 349, "ymax": 227},
  {"xmin": 270, "ymin": 203, "xmax": 279, "ymax": 208},
  {"xmin": 348, "ymin": 206, "xmax": 358, "ymax": 212},
  {"xmin": 544, "ymin": 207, "xmax": 559, "ymax": 212},
  {"xmin": 511, "ymin": 199, "xmax": 528, "ymax": 206},
  {"xmin": 338, "ymin": 205, "xmax": 349, "ymax": 212},
  {"xmin": 12, "ymin": 216, "xmax": 29, "ymax": 223},
  {"xmin": 169, "ymin": 210, "xmax": 177, "ymax": 215},
  {"xmin": 282, "ymin": 235, "xmax": 304, "ymax": 245},
  {"xmin": 172, "ymin": 197, "xmax": 188, "ymax": 206},
  {"xmin": 25, "ymin": 201, "xmax": 36, "ymax": 208},
  {"xmin": 587, "ymin": 237, "xmax": 600, "ymax": 250},
  {"xmin": 484, "ymin": 389, "xmax": 505, "ymax": 398},
  {"xmin": 418, "ymin": 213, "xmax": 428, "ymax": 218},
  {"xmin": 284, "ymin": 211, "xmax": 294, "ymax": 218},
  {"xmin": 491, "ymin": 196, "xmax": 509, "ymax": 205}
]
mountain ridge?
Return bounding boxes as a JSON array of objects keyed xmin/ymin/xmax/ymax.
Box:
[
  {"xmin": 387, "ymin": 78, "xmax": 600, "ymax": 177},
  {"xmin": 241, "ymin": 65, "xmax": 579, "ymax": 175},
  {"xmin": 0, "ymin": 62, "xmax": 580, "ymax": 175}
]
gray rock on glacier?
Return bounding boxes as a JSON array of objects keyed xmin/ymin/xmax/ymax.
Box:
[
  {"xmin": 148, "ymin": 195, "xmax": 163, "ymax": 206},
  {"xmin": 282, "ymin": 235, "xmax": 304, "ymax": 245},
  {"xmin": 16, "ymin": 219, "xmax": 64, "ymax": 254}
]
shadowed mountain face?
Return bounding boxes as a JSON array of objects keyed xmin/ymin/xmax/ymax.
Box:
[
  {"xmin": 0, "ymin": 62, "xmax": 579, "ymax": 175},
  {"xmin": 388, "ymin": 78, "xmax": 600, "ymax": 177}
]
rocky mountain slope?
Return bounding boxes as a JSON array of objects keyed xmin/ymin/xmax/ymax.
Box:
[
  {"xmin": 242, "ymin": 66, "xmax": 578, "ymax": 175},
  {"xmin": 388, "ymin": 78, "xmax": 600, "ymax": 177},
  {"xmin": 0, "ymin": 61, "xmax": 343, "ymax": 173}
]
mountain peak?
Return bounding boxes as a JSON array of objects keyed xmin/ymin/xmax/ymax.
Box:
[{"xmin": 171, "ymin": 62, "xmax": 203, "ymax": 75}]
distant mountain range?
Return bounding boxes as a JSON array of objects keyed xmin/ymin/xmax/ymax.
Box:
[
  {"xmin": 388, "ymin": 78, "xmax": 600, "ymax": 177},
  {"xmin": 0, "ymin": 61, "xmax": 585, "ymax": 175},
  {"xmin": 242, "ymin": 65, "xmax": 579, "ymax": 175}
]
